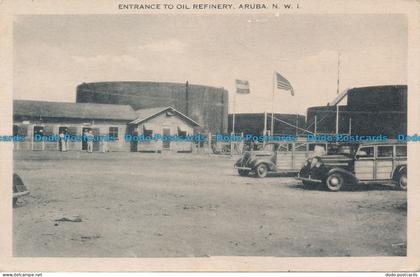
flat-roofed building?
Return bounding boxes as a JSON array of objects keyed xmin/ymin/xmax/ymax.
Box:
[{"xmin": 13, "ymin": 100, "xmax": 137, "ymax": 152}]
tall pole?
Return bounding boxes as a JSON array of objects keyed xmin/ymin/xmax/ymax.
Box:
[
  {"xmin": 337, "ymin": 52, "xmax": 340, "ymax": 95},
  {"xmin": 335, "ymin": 105, "xmax": 339, "ymax": 135},
  {"xmin": 349, "ymin": 117, "xmax": 352, "ymax": 135},
  {"xmin": 232, "ymin": 89, "xmax": 236, "ymax": 134},
  {"xmin": 263, "ymin": 111, "xmax": 267, "ymax": 136},
  {"xmin": 185, "ymin": 81, "xmax": 189, "ymax": 116},
  {"xmin": 335, "ymin": 52, "xmax": 341, "ymax": 135},
  {"xmin": 271, "ymin": 71, "xmax": 275, "ymax": 136},
  {"xmin": 263, "ymin": 111, "xmax": 267, "ymax": 147}
]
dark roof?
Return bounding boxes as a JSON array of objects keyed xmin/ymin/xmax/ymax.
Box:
[
  {"xmin": 130, "ymin": 106, "xmax": 199, "ymax": 126},
  {"xmin": 13, "ymin": 100, "xmax": 137, "ymax": 121}
]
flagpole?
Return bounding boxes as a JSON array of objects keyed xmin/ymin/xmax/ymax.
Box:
[
  {"xmin": 263, "ymin": 111, "xmax": 267, "ymax": 147},
  {"xmin": 271, "ymin": 71, "xmax": 275, "ymax": 136},
  {"xmin": 335, "ymin": 52, "xmax": 341, "ymax": 135},
  {"xmin": 232, "ymin": 87, "xmax": 236, "ymax": 134}
]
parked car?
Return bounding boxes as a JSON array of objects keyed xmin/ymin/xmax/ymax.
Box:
[
  {"xmin": 297, "ymin": 141, "xmax": 407, "ymax": 191},
  {"xmin": 13, "ymin": 173, "xmax": 29, "ymax": 206},
  {"xmin": 234, "ymin": 140, "xmax": 328, "ymax": 178}
]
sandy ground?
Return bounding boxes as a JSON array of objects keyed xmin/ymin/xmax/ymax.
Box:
[{"xmin": 13, "ymin": 151, "xmax": 407, "ymax": 257}]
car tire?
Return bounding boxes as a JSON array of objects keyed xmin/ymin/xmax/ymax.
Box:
[
  {"xmin": 326, "ymin": 173, "xmax": 345, "ymax": 191},
  {"xmin": 238, "ymin": 169, "xmax": 249, "ymax": 176},
  {"xmin": 255, "ymin": 163, "xmax": 268, "ymax": 178},
  {"xmin": 397, "ymin": 170, "xmax": 407, "ymax": 191}
]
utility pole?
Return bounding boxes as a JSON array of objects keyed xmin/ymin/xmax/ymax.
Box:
[
  {"xmin": 263, "ymin": 111, "xmax": 267, "ymax": 147},
  {"xmin": 232, "ymin": 89, "xmax": 236, "ymax": 134},
  {"xmin": 271, "ymin": 71, "xmax": 275, "ymax": 135}
]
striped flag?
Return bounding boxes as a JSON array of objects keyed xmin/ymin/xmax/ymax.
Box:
[
  {"xmin": 235, "ymin": 79, "xmax": 250, "ymax": 94},
  {"xmin": 275, "ymin": 71, "xmax": 294, "ymax": 96}
]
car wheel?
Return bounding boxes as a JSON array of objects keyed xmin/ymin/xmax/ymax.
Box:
[
  {"xmin": 326, "ymin": 173, "xmax": 345, "ymax": 191},
  {"xmin": 397, "ymin": 171, "xmax": 407, "ymax": 191},
  {"xmin": 238, "ymin": 169, "xmax": 249, "ymax": 176},
  {"xmin": 255, "ymin": 164, "xmax": 268, "ymax": 178}
]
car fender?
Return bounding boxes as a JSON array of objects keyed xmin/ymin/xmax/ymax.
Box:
[
  {"xmin": 392, "ymin": 165, "xmax": 407, "ymax": 180},
  {"xmin": 250, "ymin": 159, "xmax": 276, "ymax": 171},
  {"xmin": 327, "ymin": 167, "xmax": 358, "ymax": 183}
]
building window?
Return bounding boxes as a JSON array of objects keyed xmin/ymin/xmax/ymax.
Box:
[
  {"xmin": 16, "ymin": 125, "xmax": 28, "ymax": 137},
  {"xmin": 58, "ymin": 126, "xmax": 69, "ymax": 135},
  {"xmin": 109, "ymin": 127, "xmax": 119, "ymax": 140},
  {"xmin": 143, "ymin": 129, "xmax": 153, "ymax": 138},
  {"xmin": 67, "ymin": 127, "xmax": 78, "ymax": 136},
  {"xmin": 177, "ymin": 126, "xmax": 187, "ymax": 137},
  {"xmin": 142, "ymin": 124, "xmax": 154, "ymax": 139},
  {"xmin": 13, "ymin": 125, "xmax": 20, "ymax": 136}
]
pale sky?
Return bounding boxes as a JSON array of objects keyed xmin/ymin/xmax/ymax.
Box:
[{"xmin": 13, "ymin": 14, "xmax": 407, "ymax": 114}]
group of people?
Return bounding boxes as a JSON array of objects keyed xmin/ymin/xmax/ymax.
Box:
[{"xmin": 58, "ymin": 129, "xmax": 109, "ymax": 153}]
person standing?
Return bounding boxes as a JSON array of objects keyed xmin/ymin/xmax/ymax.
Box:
[
  {"xmin": 87, "ymin": 130, "xmax": 94, "ymax": 153},
  {"xmin": 101, "ymin": 135, "xmax": 109, "ymax": 153},
  {"xmin": 59, "ymin": 131, "xmax": 67, "ymax": 152}
]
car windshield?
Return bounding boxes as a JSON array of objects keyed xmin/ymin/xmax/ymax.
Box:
[{"xmin": 262, "ymin": 143, "xmax": 277, "ymax": 152}]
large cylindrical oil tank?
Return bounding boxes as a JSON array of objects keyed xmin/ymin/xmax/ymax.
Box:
[
  {"xmin": 306, "ymin": 106, "xmax": 349, "ymax": 134},
  {"xmin": 306, "ymin": 85, "xmax": 407, "ymax": 137},
  {"xmin": 228, "ymin": 113, "xmax": 306, "ymax": 136},
  {"xmin": 346, "ymin": 85, "xmax": 407, "ymax": 137},
  {"xmin": 76, "ymin": 82, "xmax": 229, "ymax": 134},
  {"xmin": 347, "ymin": 85, "xmax": 407, "ymax": 112}
]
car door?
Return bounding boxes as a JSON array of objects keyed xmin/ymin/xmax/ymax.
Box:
[
  {"xmin": 354, "ymin": 146, "xmax": 375, "ymax": 180},
  {"xmin": 276, "ymin": 143, "xmax": 293, "ymax": 171},
  {"xmin": 293, "ymin": 142, "xmax": 309, "ymax": 171},
  {"xmin": 376, "ymin": 145, "xmax": 394, "ymax": 180},
  {"xmin": 394, "ymin": 145, "xmax": 407, "ymax": 171}
]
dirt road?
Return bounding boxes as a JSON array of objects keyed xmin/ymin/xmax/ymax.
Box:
[{"xmin": 13, "ymin": 151, "xmax": 407, "ymax": 257}]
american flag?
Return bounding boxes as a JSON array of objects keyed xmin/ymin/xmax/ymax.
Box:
[
  {"xmin": 235, "ymin": 79, "xmax": 250, "ymax": 94},
  {"xmin": 275, "ymin": 71, "xmax": 294, "ymax": 96}
]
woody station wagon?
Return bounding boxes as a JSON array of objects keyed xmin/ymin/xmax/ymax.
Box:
[
  {"xmin": 234, "ymin": 140, "xmax": 328, "ymax": 178},
  {"xmin": 297, "ymin": 141, "xmax": 407, "ymax": 191}
]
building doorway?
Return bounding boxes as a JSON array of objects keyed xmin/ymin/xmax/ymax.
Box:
[
  {"xmin": 81, "ymin": 127, "xmax": 100, "ymax": 151},
  {"xmin": 32, "ymin": 126, "xmax": 44, "ymax": 150},
  {"xmin": 162, "ymin": 128, "xmax": 171, "ymax": 150},
  {"xmin": 58, "ymin": 126, "xmax": 68, "ymax": 151}
]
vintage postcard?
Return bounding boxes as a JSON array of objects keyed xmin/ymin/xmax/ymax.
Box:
[{"xmin": 0, "ymin": 0, "xmax": 419, "ymax": 272}]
